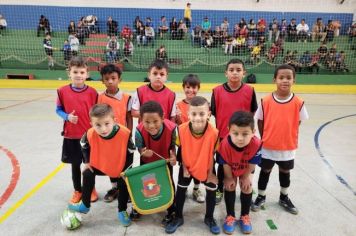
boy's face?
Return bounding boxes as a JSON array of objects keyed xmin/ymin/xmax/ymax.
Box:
[
  {"xmin": 68, "ymin": 66, "xmax": 88, "ymax": 87},
  {"xmin": 225, "ymin": 63, "xmax": 246, "ymax": 85},
  {"xmin": 142, "ymin": 112, "xmax": 164, "ymax": 136},
  {"xmin": 183, "ymin": 84, "xmax": 199, "ymax": 101},
  {"xmin": 228, "ymin": 124, "xmax": 255, "ymax": 148},
  {"xmin": 273, "ymin": 69, "xmax": 295, "ymax": 93},
  {"xmin": 188, "ymin": 103, "xmax": 210, "ymax": 132},
  {"xmin": 91, "ymin": 115, "xmax": 115, "ymax": 137},
  {"xmin": 102, "ymin": 72, "xmax": 121, "ymax": 92},
  {"xmin": 148, "ymin": 67, "xmax": 168, "ymax": 90}
]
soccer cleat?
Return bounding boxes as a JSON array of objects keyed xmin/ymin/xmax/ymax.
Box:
[
  {"xmin": 104, "ymin": 187, "xmax": 119, "ymax": 202},
  {"xmin": 223, "ymin": 215, "xmax": 236, "ymax": 235},
  {"xmin": 117, "ymin": 211, "xmax": 132, "ymax": 227},
  {"xmin": 279, "ymin": 194, "xmax": 298, "ymax": 215},
  {"xmin": 90, "ymin": 188, "xmax": 98, "ymax": 202},
  {"xmin": 215, "ymin": 190, "xmax": 224, "ymax": 205},
  {"xmin": 129, "ymin": 208, "xmax": 141, "ymax": 221},
  {"xmin": 204, "ymin": 217, "xmax": 221, "ymax": 234},
  {"xmin": 161, "ymin": 212, "xmax": 175, "ymax": 227},
  {"xmin": 68, "ymin": 201, "xmax": 90, "ymax": 214},
  {"xmin": 192, "ymin": 189, "xmax": 205, "ymax": 203},
  {"xmin": 165, "ymin": 216, "xmax": 184, "ymax": 234},
  {"xmin": 239, "ymin": 215, "xmax": 252, "ymax": 234},
  {"xmin": 251, "ymin": 195, "xmax": 266, "ymax": 212},
  {"xmin": 69, "ymin": 191, "xmax": 82, "ymax": 204}
]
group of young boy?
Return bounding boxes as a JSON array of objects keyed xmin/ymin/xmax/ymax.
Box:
[{"xmin": 57, "ymin": 56, "xmax": 308, "ymax": 234}]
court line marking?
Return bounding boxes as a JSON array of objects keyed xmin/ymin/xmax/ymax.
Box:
[
  {"xmin": 0, "ymin": 146, "xmax": 20, "ymax": 209},
  {"xmin": 0, "ymin": 163, "xmax": 65, "ymax": 224},
  {"xmin": 0, "ymin": 95, "xmax": 50, "ymax": 110}
]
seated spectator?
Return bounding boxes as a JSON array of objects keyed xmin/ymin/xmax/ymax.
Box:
[
  {"xmin": 201, "ymin": 32, "xmax": 213, "ymax": 48},
  {"xmin": 62, "ymin": 40, "xmax": 71, "ymax": 65},
  {"xmin": 123, "ymin": 38, "xmax": 134, "ymax": 57},
  {"xmin": 220, "ymin": 17, "xmax": 229, "ymax": 35},
  {"xmin": 239, "ymin": 24, "xmax": 248, "ymax": 39},
  {"xmin": 268, "ymin": 18, "xmax": 280, "ymax": 42},
  {"xmin": 283, "ymin": 50, "xmax": 301, "ymax": 72},
  {"xmin": 136, "ymin": 22, "xmax": 146, "ymax": 46},
  {"xmin": 267, "ymin": 43, "xmax": 279, "ymax": 62},
  {"xmin": 155, "ymin": 45, "xmax": 168, "ymax": 61},
  {"xmin": 145, "ymin": 17, "xmax": 154, "ymax": 28},
  {"xmin": 106, "ymin": 36, "xmax": 120, "ymax": 63},
  {"xmin": 201, "ymin": 16, "xmax": 211, "ymax": 34},
  {"xmin": 329, "ymin": 42, "xmax": 337, "ymax": 54},
  {"xmin": 279, "ymin": 19, "xmax": 288, "ymax": 40},
  {"xmin": 233, "ymin": 23, "xmax": 240, "ymax": 38},
  {"xmin": 275, "ymin": 37, "xmax": 285, "ymax": 56},
  {"xmin": 317, "ymin": 42, "xmax": 328, "ymax": 63},
  {"xmin": 235, "ymin": 35, "xmax": 246, "ymax": 54},
  {"xmin": 332, "ymin": 20, "xmax": 341, "ymax": 37},
  {"xmin": 145, "ymin": 25, "xmax": 155, "ymax": 47},
  {"xmin": 107, "ymin": 16, "xmax": 118, "ymax": 37},
  {"xmin": 299, "ymin": 51, "xmax": 312, "ymax": 71},
  {"xmin": 212, "ymin": 26, "xmax": 223, "ymax": 47},
  {"xmin": 312, "ymin": 18, "xmax": 327, "ymax": 42},
  {"xmin": 297, "ymin": 19, "xmax": 309, "ymax": 42},
  {"xmin": 68, "ymin": 32, "xmax": 80, "ymax": 56},
  {"xmin": 133, "ymin": 16, "xmax": 142, "ymax": 35},
  {"xmin": 37, "ymin": 15, "xmax": 51, "ymax": 37},
  {"xmin": 224, "ymin": 35, "xmax": 234, "ymax": 55},
  {"xmin": 178, "ymin": 19, "xmax": 187, "ymax": 40},
  {"xmin": 77, "ymin": 16, "xmax": 90, "ymax": 40},
  {"xmin": 191, "ymin": 25, "xmax": 202, "ymax": 47},
  {"xmin": 0, "ymin": 14, "xmax": 7, "ymax": 36},
  {"xmin": 258, "ymin": 35, "xmax": 266, "ymax": 54},
  {"xmin": 308, "ymin": 52, "xmax": 320, "ymax": 73},
  {"xmin": 121, "ymin": 24, "xmax": 133, "ymax": 40},
  {"xmin": 247, "ymin": 19, "xmax": 257, "ymax": 38},
  {"xmin": 348, "ymin": 22, "xmax": 356, "ymax": 43},
  {"xmin": 85, "ymin": 15, "xmax": 99, "ymax": 34},
  {"xmin": 250, "ymin": 43, "xmax": 262, "ymax": 63},
  {"xmin": 325, "ymin": 20, "xmax": 335, "ymax": 42},
  {"xmin": 325, "ymin": 51, "xmax": 336, "ymax": 71},
  {"xmin": 246, "ymin": 36, "xmax": 257, "ymax": 51},
  {"xmin": 257, "ymin": 18, "xmax": 266, "ymax": 38},
  {"xmin": 68, "ymin": 21, "xmax": 76, "ymax": 35},
  {"xmin": 158, "ymin": 16, "xmax": 169, "ymax": 39},
  {"xmin": 287, "ymin": 18, "xmax": 297, "ymax": 42},
  {"xmin": 169, "ymin": 17, "xmax": 178, "ymax": 39},
  {"xmin": 335, "ymin": 51, "xmax": 349, "ymax": 72}
]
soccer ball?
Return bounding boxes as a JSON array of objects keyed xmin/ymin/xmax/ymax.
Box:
[{"xmin": 60, "ymin": 209, "xmax": 82, "ymax": 230}]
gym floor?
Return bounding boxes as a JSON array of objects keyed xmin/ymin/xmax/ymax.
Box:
[{"xmin": 0, "ymin": 81, "xmax": 355, "ymax": 235}]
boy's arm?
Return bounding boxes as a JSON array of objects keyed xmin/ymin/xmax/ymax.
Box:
[
  {"xmin": 56, "ymin": 105, "xmax": 68, "ymax": 121},
  {"xmin": 223, "ymin": 163, "xmax": 236, "ymax": 191},
  {"xmin": 126, "ymin": 111, "xmax": 133, "ymax": 131},
  {"xmin": 131, "ymin": 91, "xmax": 140, "ymax": 118},
  {"xmin": 210, "ymin": 91, "xmax": 216, "ymax": 117},
  {"xmin": 80, "ymin": 132, "xmax": 90, "ymax": 164},
  {"xmin": 257, "ymin": 119, "xmax": 263, "ymax": 138}
]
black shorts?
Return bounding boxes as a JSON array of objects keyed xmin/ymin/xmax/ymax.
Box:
[
  {"xmin": 259, "ymin": 158, "xmax": 294, "ymax": 170},
  {"xmin": 184, "ymin": 18, "xmax": 191, "ymax": 29},
  {"xmin": 45, "ymin": 49, "xmax": 53, "ymax": 56},
  {"xmin": 61, "ymin": 138, "xmax": 84, "ymax": 164}
]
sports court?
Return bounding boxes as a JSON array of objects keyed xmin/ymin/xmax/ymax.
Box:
[{"xmin": 0, "ymin": 81, "xmax": 356, "ymax": 235}]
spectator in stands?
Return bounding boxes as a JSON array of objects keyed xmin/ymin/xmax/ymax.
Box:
[
  {"xmin": 170, "ymin": 17, "xmax": 179, "ymax": 40},
  {"xmin": 77, "ymin": 17, "xmax": 90, "ymax": 41},
  {"xmin": 201, "ymin": 16, "xmax": 211, "ymax": 34},
  {"xmin": 145, "ymin": 17, "xmax": 154, "ymax": 28},
  {"xmin": 246, "ymin": 36, "xmax": 257, "ymax": 52},
  {"xmin": 133, "ymin": 16, "xmax": 143, "ymax": 35},
  {"xmin": 43, "ymin": 33, "xmax": 54, "ymax": 69},
  {"xmin": 299, "ymin": 51, "xmax": 312, "ymax": 71},
  {"xmin": 268, "ymin": 18, "xmax": 280, "ymax": 42},
  {"xmin": 233, "ymin": 23, "xmax": 240, "ymax": 38},
  {"xmin": 136, "ymin": 21, "xmax": 146, "ymax": 46},
  {"xmin": 257, "ymin": 18, "xmax": 266, "ymax": 38},
  {"xmin": 68, "ymin": 32, "xmax": 80, "ymax": 56},
  {"xmin": 250, "ymin": 43, "xmax": 262, "ymax": 63},
  {"xmin": 325, "ymin": 51, "xmax": 336, "ymax": 72},
  {"xmin": 201, "ymin": 32, "xmax": 213, "ymax": 48},
  {"xmin": 325, "ymin": 20, "xmax": 335, "ymax": 42},
  {"xmin": 235, "ymin": 34, "xmax": 246, "ymax": 54},
  {"xmin": 267, "ymin": 43, "xmax": 279, "ymax": 62},
  {"xmin": 62, "ymin": 40, "xmax": 71, "ymax": 65},
  {"xmin": 317, "ymin": 41, "xmax": 328, "ymax": 63},
  {"xmin": 123, "ymin": 38, "xmax": 134, "ymax": 57},
  {"xmin": 68, "ymin": 21, "xmax": 76, "ymax": 35},
  {"xmin": 329, "ymin": 42, "xmax": 337, "ymax": 54},
  {"xmin": 247, "ymin": 19, "xmax": 257, "ymax": 38},
  {"xmin": 224, "ymin": 35, "xmax": 234, "ymax": 55},
  {"xmin": 212, "ymin": 26, "xmax": 223, "ymax": 47},
  {"xmin": 145, "ymin": 25, "xmax": 155, "ymax": 47},
  {"xmin": 296, "ymin": 19, "xmax": 309, "ymax": 43},
  {"xmin": 159, "ymin": 16, "xmax": 169, "ymax": 39},
  {"xmin": 191, "ymin": 25, "xmax": 202, "ymax": 47},
  {"xmin": 279, "ymin": 19, "xmax": 288, "ymax": 40},
  {"xmin": 283, "ymin": 50, "xmax": 300, "ymax": 72},
  {"xmin": 312, "ymin": 18, "xmax": 327, "ymax": 42},
  {"xmin": 121, "ymin": 24, "xmax": 133, "ymax": 40},
  {"xmin": 239, "ymin": 24, "xmax": 248, "ymax": 39},
  {"xmin": 155, "ymin": 45, "xmax": 168, "ymax": 61},
  {"xmin": 348, "ymin": 22, "xmax": 356, "ymax": 43},
  {"xmin": 178, "ymin": 19, "xmax": 187, "ymax": 40},
  {"xmin": 85, "ymin": 15, "xmax": 99, "ymax": 34},
  {"xmin": 37, "ymin": 15, "xmax": 51, "ymax": 37},
  {"xmin": 335, "ymin": 51, "xmax": 349, "ymax": 72},
  {"xmin": 287, "ymin": 18, "xmax": 297, "ymax": 42},
  {"xmin": 106, "ymin": 36, "xmax": 120, "ymax": 63},
  {"xmin": 221, "ymin": 17, "xmax": 229, "ymax": 35},
  {"xmin": 309, "ymin": 51, "xmax": 320, "ymax": 73},
  {"xmin": 258, "ymin": 35, "xmax": 266, "ymax": 54},
  {"xmin": 0, "ymin": 14, "xmax": 7, "ymax": 36},
  {"xmin": 184, "ymin": 2, "xmax": 192, "ymax": 29},
  {"xmin": 107, "ymin": 16, "xmax": 118, "ymax": 37}
]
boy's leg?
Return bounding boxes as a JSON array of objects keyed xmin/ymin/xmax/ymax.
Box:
[
  {"xmin": 238, "ymin": 177, "xmax": 253, "ymax": 234},
  {"xmin": 117, "ymin": 176, "xmax": 131, "ymax": 226},
  {"xmin": 216, "ymin": 152, "xmax": 225, "ymax": 204},
  {"xmin": 104, "ymin": 177, "xmax": 119, "ymax": 202},
  {"xmin": 204, "ymin": 182, "xmax": 220, "ymax": 234},
  {"xmin": 192, "ymin": 177, "xmax": 204, "ymax": 203},
  {"xmin": 278, "ymin": 160, "xmax": 298, "ymax": 214},
  {"xmin": 223, "ymin": 188, "xmax": 237, "ymax": 234}
]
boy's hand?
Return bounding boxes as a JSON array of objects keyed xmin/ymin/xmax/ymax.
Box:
[
  {"xmin": 183, "ymin": 165, "xmax": 190, "ymax": 178},
  {"xmin": 206, "ymin": 173, "xmax": 218, "ymax": 185},
  {"xmin": 224, "ymin": 177, "xmax": 236, "ymax": 191},
  {"xmin": 169, "ymin": 150, "xmax": 176, "ymax": 166},
  {"xmin": 239, "ymin": 176, "xmax": 252, "ymax": 192},
  {"xmin": 82, "ymin": 163, "xmax": 93, "ymax": 173},
  {"xmin": 141, "ymin": 147, "xmax": 153, "ymax": 158},
  {"xmin": 68, "ymin": 110, "xmax": 78, "ymax": 124}
]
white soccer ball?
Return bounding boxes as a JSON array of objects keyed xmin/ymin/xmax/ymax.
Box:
[{"xmin": 60, "ymin": 209, "xmax": 82, "ymax": 230}]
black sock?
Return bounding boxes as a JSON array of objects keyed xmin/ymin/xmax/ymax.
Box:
[
  {"xmin": 279, "ymin": 171, "xmax": 290, "ymax": 188},
  {"xmin": 175, "ymin": 186, "xmax": 187, "ymax": 218},
  {"xmin": 240, "ymin": 192, "xmax": 252, "ymax": 216},
  {"xmin": 71, "ymin": 163, "xmax": 82, "ymax": 192},
  {"xmin": 205, "ymin": 189, "xmax": 216, "ymax": 219},
  {"xmin": 258, "ymin": 169, "xmax": 271, "ymax": 191},
  {"xmin": 224, "ymin": 190, "xmax": 236, "ymax": 217},
  {"xmin": 217, "ymin": 164, "xmax": 224, "ymax": 192}
]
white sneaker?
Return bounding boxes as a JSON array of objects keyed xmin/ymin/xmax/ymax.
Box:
[{"xmin": 192, "ymin": 189, "xmax": 205, "ymax": 203}]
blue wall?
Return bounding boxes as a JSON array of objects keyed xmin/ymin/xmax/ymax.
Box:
[{"xmin": 0, "ymin": 5, "xmax": 353, "ymax": 34}]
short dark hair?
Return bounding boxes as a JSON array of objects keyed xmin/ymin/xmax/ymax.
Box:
[
  {"xmin": 182, "ymin": 74, "xmax": 200, "ymax": 89},
  {"xmin": 190, "ymin": 96, "xmax": 209, "ymax": 107},
  {"xmin": 68, "ymin": 56, "xmax": 87, "ymax": 70},
  {"xmin": 140, "ymin": 101, "xmax": 164, "ymax": 118},
  {"xmin": 100, "ymin": 64, "xmax": 122, "ymax": 78},
  {"xmin": 225, "ymin": 58, "xmax": 245, "ymax": 71},
  {"xmin": 89, "ymin": 104, "xmax": 114, "ymax": 119},
  {"xmin": 148, "ymin": 59, "xmax": 169, "ymax": 72},
  {"xmin": 274, "ymin": 64, "xmax": 296, "ymax": 79},
  {"xmin": 229, "ymin": 111, "xmax": 255, "ymax": 130}
]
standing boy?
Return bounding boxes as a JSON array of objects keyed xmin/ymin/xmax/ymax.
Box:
[
  {"xmin": 251, "ymin": 64, "xmax": 309, "ymax": 215},
  {"xmin": 56, "ymin": 56, "xmax": 98, "ymax": 204}
]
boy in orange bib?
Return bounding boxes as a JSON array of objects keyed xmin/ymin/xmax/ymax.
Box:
[
  {"xmin": 251, "ymin": 64, "xmax": 309, "ymax": 215},
  {"xmin": 68, "ymin": 104, "xmax": 135, "ymax": 227},
  {"xmin": 165, "ymin": 96, "xmax": 220, "ymax": 235}
]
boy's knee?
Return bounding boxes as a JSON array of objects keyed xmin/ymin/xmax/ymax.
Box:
[
  {"xmin": 279, "ymin": 168, "xmax": 290, "ymax": 173},
  {"xmin": 82, "ymin": 168, "xmax": 94, "ymax": 178}
]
